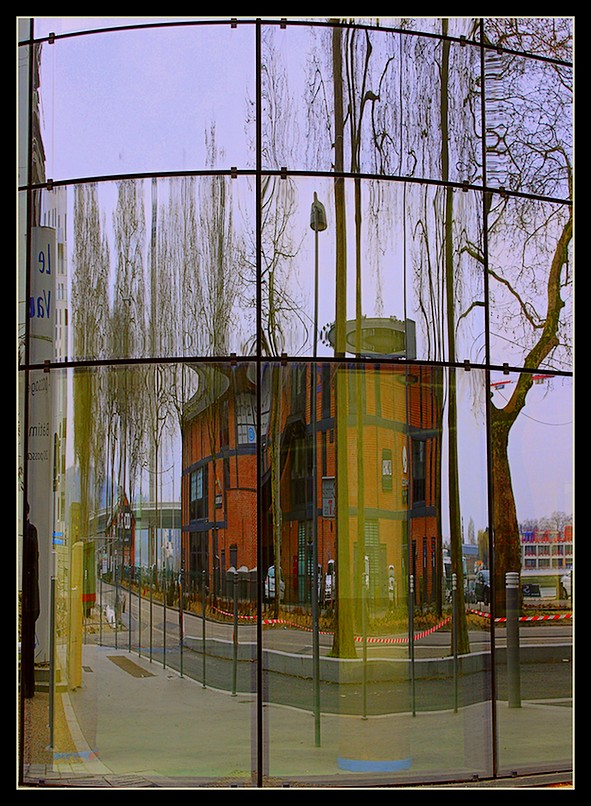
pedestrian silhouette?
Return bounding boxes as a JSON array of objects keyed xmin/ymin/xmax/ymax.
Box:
[{"xmin": 21, "ymin": 503, "xmax": 40, "ymax": 699}]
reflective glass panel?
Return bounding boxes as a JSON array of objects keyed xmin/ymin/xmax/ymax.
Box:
[
  {"xmin": 18, "ymin": 15, "xmax": 574, "ymax": 790},
  {"xmin": 482, "ymin": 17, "xmax": 573, "ymax": 61},
  {"xmin": 35, "ymin": 24, "xmax": 255, "ymax": 180},
  {"xmin": 21, "ymin": 362, "xmax": 257, "ymax": 785},
  {"xmin": 264, "ymin": 22, "xmax": 482, "ymax": 185},
  {"xmin": 483, "ymin": 48, "xmax": 572, "ymax": 199},
  {"xmin": 261, "ymin": 362, "xmax": 493, "ymax": 785},
  {"xmin": 490, "ymin": 371, "xmax": 573, "ymax": 774},
  {"xmin": 30, "ymin": 18, "xmax": 229, "ymax": 39},
  {"xmin": 487, "ymin": 198, "xmax": 572, "ymax": 372},
  {"xmin": 19, "ymin": 179, "xmax": 256, "ymax": 365},
  {"xmin": 260, "ymin": 175, "xmax": 485, "ymax": 364}
]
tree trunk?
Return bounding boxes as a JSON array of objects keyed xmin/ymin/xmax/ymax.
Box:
[
  {"xmin": 331, "ymin": 20, "xmax": 356, "ymax": 658},
  {"xmin": 270, "ymin": 363, "xmax": 282, "ymax": 619},
  {"xmin": 490, "ymin": 409, "xmax": 521, "ymax": 618},
  {"xmin": 489, "ymin": 208, "xmax": 571, "ymax": 616},
  {"xmin": 441, "ymin": 21, "xmax": 470, "ymax": 654}
]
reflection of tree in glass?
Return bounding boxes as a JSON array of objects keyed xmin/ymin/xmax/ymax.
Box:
[
  {"xmin": 72, "ymin": 183, "xmax": 110, "ymax": 574},
  {"xmin": 110, "ymin": 181, "xmax": 150, "ymax": 572},
  {"xmin": 247, "ymin": 33, "xmax": 308, "ymax": 616},
  {"xmin": 156, "ymin": 176, "xmax": 201, "ymax": 356},
  {"xmin": 479, "ymin": 19, "xmax": 572, "ymax": 615},
  {"xmin": 196, "ymin": 126, "xmax": 241, "ymax": 357},
  {"xmin": 155, "ymin": 176, "xmax": 201, "ymax": 487},
  {"xmin": 243, "ymin": 30, "xmax": 306, "ymax": 358},
  {"xmin": 196, "ymin": 126, "xmax": 245, "ymax": 600},
  {"xmin": 405, "ymin": 19, "xmax": 481, "ymax": 654}
]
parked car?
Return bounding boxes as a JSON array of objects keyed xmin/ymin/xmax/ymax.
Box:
[
  {"xmin": 264, "ymin": 565, "xmax": 285, "ymax": 602},
  {"xmin": 474, "ymin": 569, "xmax": 490, "ymax": 605}
]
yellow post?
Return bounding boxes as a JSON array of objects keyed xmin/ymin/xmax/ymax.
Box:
[{"xmin": 68, "ymin": 541, "xmax": 84, "ymax": 690}]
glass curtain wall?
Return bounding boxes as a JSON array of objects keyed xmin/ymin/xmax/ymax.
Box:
[{"xmin": 18, "ymin": 17, "xmax": 573, "ymax": 788}]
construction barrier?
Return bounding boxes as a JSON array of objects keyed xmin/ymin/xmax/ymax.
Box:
[
  {"xmin": 211, "ymin": 604, "xmax": 452, "ymax": 644},
  {"xmin": 468, "ymin": 609, "xmax": 572, "ymax": 623}
]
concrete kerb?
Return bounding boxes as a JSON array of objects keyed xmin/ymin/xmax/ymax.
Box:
[{"xmin": 183, "ymin": 635, "xmax": 571, "ymax": 683}]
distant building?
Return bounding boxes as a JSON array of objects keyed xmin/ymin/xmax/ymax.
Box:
[{"xmin": 521, "ymin": 524, "xmax": 573, "ymax": 571}]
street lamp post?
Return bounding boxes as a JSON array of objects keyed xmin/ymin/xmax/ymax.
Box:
[
  {"xmin": 311, "ymin": 192, "xmax": 327, "ymax": 357},
  {"xmin": 310, "ymin": 192, "xmax": 327, "ymax": 747}
]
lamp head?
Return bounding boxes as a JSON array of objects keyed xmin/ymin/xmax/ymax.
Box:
[{"xmin": 310, "ymin": 192, "xmax": 327, "ymax": 232}]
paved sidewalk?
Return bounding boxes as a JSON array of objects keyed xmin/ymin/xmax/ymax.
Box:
[{"xmin": 21, "ymin": 640, "xmax": 573, "ymax": 789}]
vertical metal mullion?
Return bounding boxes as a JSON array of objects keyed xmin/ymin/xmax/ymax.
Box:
[
  {"xmin": 478, "ymin": 17, "xmax": 499, "ymax": 780},
  {"xmin": 255, "ymin": 17, "xmax": 264, "ymax": 789},
  {"xmin": 18, "ymin": 17, "xmax": 36, "ymax": 787}
]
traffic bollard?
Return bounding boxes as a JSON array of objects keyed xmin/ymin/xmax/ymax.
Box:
[{"xmin": 506, "ymin": 571, "xmax": 521, "ymax": 708}]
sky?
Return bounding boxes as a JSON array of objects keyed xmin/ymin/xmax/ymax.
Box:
[{"xmin": 499, "ymin": 376, "xmax": 573, "ymax": 522}]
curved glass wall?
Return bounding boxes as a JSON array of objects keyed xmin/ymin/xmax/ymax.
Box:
[
  {"xmin": 18, "ymin": 179, "xmax": 257, "ymax": 363},
  {"xmin": 18, "ymin": 17, "xmax": 573, "ymax": 789},
  {"xmin": 491, "ymin": 370, "xmax": 573, "ymax": 776}
]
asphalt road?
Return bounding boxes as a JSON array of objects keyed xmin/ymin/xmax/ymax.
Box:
[{"xmin": 94, "ymin": 584, "xmax": 572, "ymax": 716}]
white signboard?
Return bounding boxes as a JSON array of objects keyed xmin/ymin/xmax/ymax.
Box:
[{"xmin": 26, "ymin": 227, "xmax": 56, "ymax": 663}]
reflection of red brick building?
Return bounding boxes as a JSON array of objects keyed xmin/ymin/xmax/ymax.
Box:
[
  {"xmin": 181, "ymin": 364, "xmax": 258, "ymax": 594},
  {"xmin": 181, "ymin": 362, "xmax": 443, "ymax": 607},
  {"xmin": 405, "ymin": 365, "xmax": 444, "ymax": 607},
  {"xmin": 262, "ymin": 362, "xmax": 444, "ymax": 608}
]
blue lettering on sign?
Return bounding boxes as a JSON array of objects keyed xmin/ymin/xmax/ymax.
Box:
[
  {"xmin": 29, "ymin": 288, "xmax": 51, "ymax": 319},
  {"xmin": 38, "ymin": 244, "xmax": 52, "ymax": 275},
  {"xmin": 29, "ymin": 244, "xmax": 52, "ymax": 319}
]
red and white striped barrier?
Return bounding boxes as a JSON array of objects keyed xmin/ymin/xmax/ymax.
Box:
[
  {"xmin": 212, "ymin": 605, "xmax": 452, "ymax": 643},
  {"xmin": 210, "ymin": 605, "xmax": 571, "ymax": 642},
  {"xmin": 468, "ymin": 608, "xmax": 572, "ymax": 623},
  {"xmin": 353, "ymin": 617, "xmax": 452, "ymax": 645}
]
